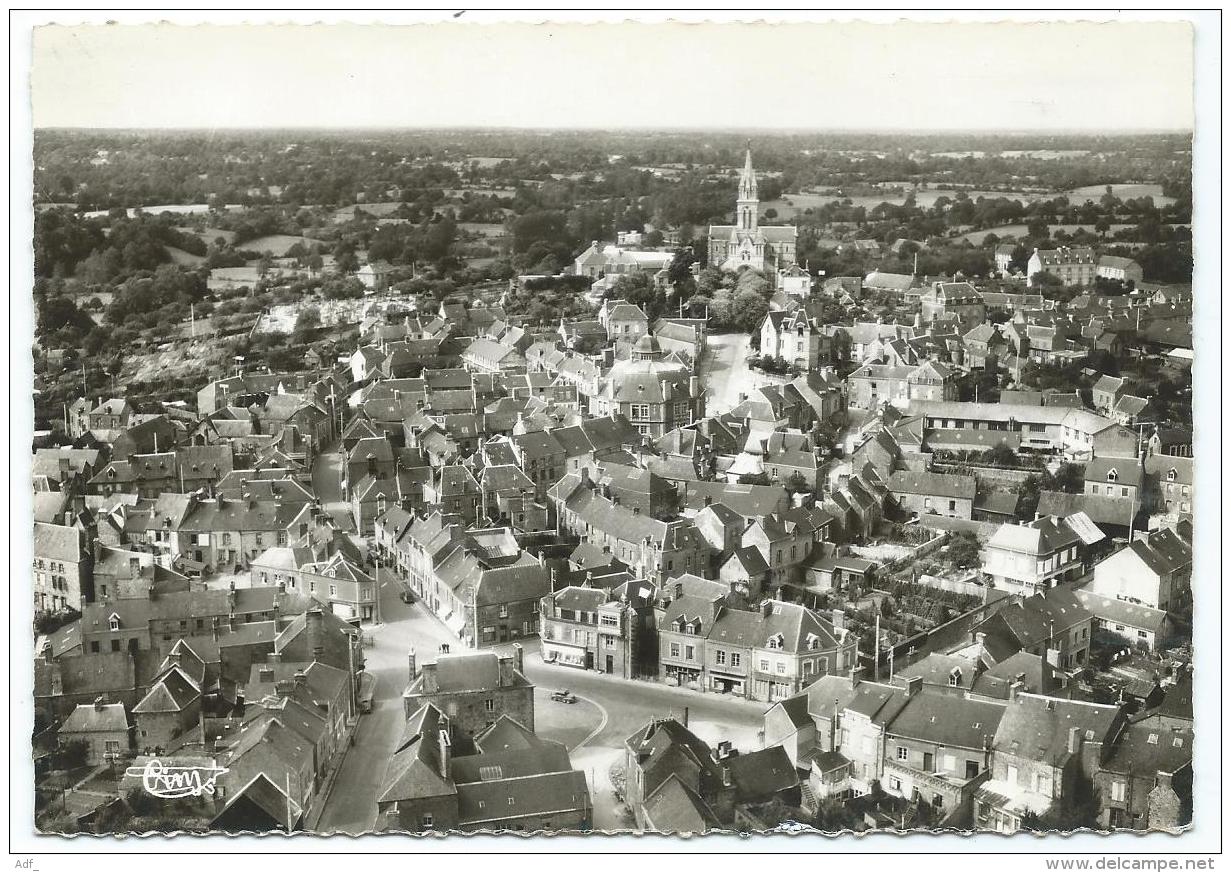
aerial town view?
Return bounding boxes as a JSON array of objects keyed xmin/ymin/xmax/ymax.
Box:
[{"xmin": 22, "ymin": 18, "xmax": 1202, "ymax": 843}]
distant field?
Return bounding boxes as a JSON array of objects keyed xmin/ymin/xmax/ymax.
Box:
[
  {"xmin": 82, "ymin": 204, "xmax": 242, "ymax": 219},
  {"xmin": 1065, "ymin": 183, "xmax": 1175, "ymax": 206},
  {"xmin": 959, "ymin": 222, "xmax": 1191, "ymax": 244},
  {"xmin": 240, "ymin": 234, "xmax": 325, "ymax": 256},
  {"xmin": 178, "ymin": 226, "xmax": 236, "ymax": 246},
  {"xmin": 165, "ymin": 246, "xmax": 205, "ymax": 266},
  {"xmin": 458, "ymin": 222, "xmax": 507, "ymax": 239},
  {"xmin": 766, "ymin": 187, "xmax": 1054, "ymax": 218}
]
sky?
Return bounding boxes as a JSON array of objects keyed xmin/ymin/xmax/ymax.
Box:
[{"xmin": 30, "ymin": 18, "xmax": 1195, "ymax": 132}]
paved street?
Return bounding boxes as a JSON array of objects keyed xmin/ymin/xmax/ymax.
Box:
[
  {"xmin": 313, "ymin": 573, "xmax": 462, "ymax": 835},
  {"xmin": 494, "ymin": 642, "xmax": 768, "ymax": 831},
  {"xmin": 315, "ymin": 575, "xmax": 770, "ymax": 833},
  {"xmin": 701, "ymin": 331, "xmax": 753, "ymax": 417},
  {"xmin": 310, "ymin": 442, "xmax": 354, "ymax": 532}
]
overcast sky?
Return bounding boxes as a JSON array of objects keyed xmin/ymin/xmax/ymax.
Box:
[{"xmin": 31, "ymin": 19, "xmax": 1194, "ymax": 131}]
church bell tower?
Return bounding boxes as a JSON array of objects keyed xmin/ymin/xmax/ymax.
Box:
[{"xmin": 736, "ymin": 144, "xmax": 759, "ymax": 232}]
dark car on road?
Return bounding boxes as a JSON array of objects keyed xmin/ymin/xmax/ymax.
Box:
[{"xmin": 550, "ymin": 690, "xmax": 578, "ymax": 704}]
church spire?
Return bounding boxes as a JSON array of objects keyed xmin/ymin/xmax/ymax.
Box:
[
  {"xmin": 739, "ymin": 142, "xmax": 757, "ymax": 202},
  {"xmin": 736, "ymin": 142, "xmax": 758, "ymax": 231}
]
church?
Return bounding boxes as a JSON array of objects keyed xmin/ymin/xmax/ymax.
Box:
[{"xmin": 707, "ymin": 147, "xmax": 798, "ymax": 273}]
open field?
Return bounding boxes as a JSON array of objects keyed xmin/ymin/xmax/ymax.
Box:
[
  {"xmin": 1066, "ymin": 183, "xmax": 1174, "ymax": 205},
  {"xmin": 241, "ymin": 234, "xmax": 326, "ymax": 256},
  {"xmin": 958, "ymin": 222, "xmax": 1191, "ymax": 243}
]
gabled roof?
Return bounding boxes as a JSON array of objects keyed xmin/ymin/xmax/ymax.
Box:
[
  {"xmin": 62, "ymin": 702, "xmax": 130, "ymax": 733},
  {"xmin": 642, "ymin": 773, "xmax": 721, "ymax": 834},
  {"xmin": 992, "ymin": 694, "xmax": 1121, "ymax": 763}
]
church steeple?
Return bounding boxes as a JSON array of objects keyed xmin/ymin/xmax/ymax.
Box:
[{"xmin": 736, "ymin": 142, "xmax": 758, "ymax": 232}]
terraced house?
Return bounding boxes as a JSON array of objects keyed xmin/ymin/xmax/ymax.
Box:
[{"xmin": 658, "ymin": 592, "xmax": 857, "ymax": 703}]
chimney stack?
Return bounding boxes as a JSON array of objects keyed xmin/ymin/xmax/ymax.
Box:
[
  {"xmin": 1009, "ymin": 680, "xmax": 1025, "ymax": 701},
  {"xmin": 849, "ymin": 665, "xmax": 863, "ymax": 690},
  {"xmin": 437, "ymin": 728, "xmax": 452, "ymax": 781},
  {"xmin": 512, "ymin": 642, "xmax": 524, "ymax": 675},
  {"xmin": 407, "ymin": 646, "xmax": 417, "ymax": 680},
  {"xmin": 682, "ymin": 706, "xmax": 689, "ymax": 728},
  {"xmin": 904, "ymin": 675, "xmax": 923, "ymax": 698},
  {"xmin": 1067, "ymin": 726, "xmax": 1083, "ymax": 756}
]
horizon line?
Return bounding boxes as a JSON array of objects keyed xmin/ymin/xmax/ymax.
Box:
[{"xmin": 33, "ymin": 125, "xmax": 1195, "ymax": 136}]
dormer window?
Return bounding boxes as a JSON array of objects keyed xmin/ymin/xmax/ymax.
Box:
[
  {"xmin": 767, "ymin": 633, "xmax": 783, "ymax": 650},
  {"xmin": 108, "ymin": 613, "xmax": 120, "ymax": 632},
  {"xmin": 1168, "ymin": 469, "xmax": 1177, "ymax": 482},
  {"xmin": 949, "ymin": 667, "xmax": 963, "ymax": 687},
  {"xmin": 1106, "ymin": 469, "xmax": 1118, "ymax": 482},
  {"xmin": 805, "ymin": 633, "xmax": 820, "ymax": 651}
]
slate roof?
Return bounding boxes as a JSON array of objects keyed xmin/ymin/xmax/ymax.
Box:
[
  {"xmin": 62, "ymin": 702, "xmax": 130, "ymax": 733},
  {"xmin": 728, "ymin": 745, "xmax": 799, "ymax": 801},
  {"xmin": 642, "ymin": 773, "xmax": 722, "ymax": 834},
  {"xmin": 992, "ymin": 694, "xmax": 1121, "ymax": 763},
  {"xmin": 887, "ymin": 689, "xmax": 1006, "ymax": 750},
  {"xmin": 33, "ymin": 522, "xmax": 84, "ymax": 562},
  {"xmin": 888, "ymin": 470, "xmax": 976, "ymax": 501}
]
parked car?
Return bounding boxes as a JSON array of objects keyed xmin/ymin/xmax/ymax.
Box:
[
  {"xmin": 399, "ymin": 590, "xmax": 415, "ymax": 604},
  {"xmin": 550, "ymin": 690, "xmax": 578, "ymax": 704},
  {"xmin": 357, "ymin": 672, "xmax": 376, "ymax": 713}
]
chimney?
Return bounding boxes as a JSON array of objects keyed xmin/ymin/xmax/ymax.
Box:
[
  {"xmin": 661, "ymin": 379, "xmax": 672, "ymax": 402},
  {"xmin": 259, "ymin": 666, "xmax": 275, "ymax": 683},
  {"xmin": 1067, "ymin": 726, "xmax": 1083, "ymax": 756},
  {"xmin": 721, "ymin": 764, "xmax": 732, "ymax": 788},
  {"xmin": 94, "ymin": 695, "xmax": 105, "ymax": 711},
  {"xmin": 512, "ymin": 642, "xmax": 524, "ymax": 675},
  {"xmin": 760, "ymin": 599, "xmax": 774, "ymax": 617},
  {"xmin": 437, "ymin": 728, "xmax": 452, "ymax": 781},
  {"xmin": 831, "ymin": 608, "xmax": 845, "ymax": 630},
  {"xmin": 1156, "ymin": 770, "xmax": 1173, "ymax": 791},
  {"xmin": 1008, "ymin": 680, "xmax": 1025, "ymax": 701},
  {"xmin": 689, "ymin": 375, "xmax": 700, "ymax": 398},
  {"xmin": 905, "ymin": 675, "xmax": 923, "ymax": 698},
  {"xmin": 307, "ymin": 608, "xmax": 325, "ymax": 661},
  {"xmin": 849, "ymin": 666, "xmax": 863, "ymax": 690},
  {"xmin": 1045, "ymin": 648, "xmax": 1061, "ymax": 668},
  {"xmin": 682, "ymin": 706, "xmax": 689, "ymax": 728},
  {"xmin": 293, "ymin": 670, "xmax": 307, "ymax": 690}
]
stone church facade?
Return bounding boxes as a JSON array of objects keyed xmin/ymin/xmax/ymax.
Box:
[{"xmin": 707, "ymin": 147, "xmax": 798, "ymax": 273}]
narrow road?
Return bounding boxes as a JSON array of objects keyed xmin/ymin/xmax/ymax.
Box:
[
  {"xmin": 313, "ymin": 575, "xmax": 462, "ymax": 835},
  {"xmin": 701, "ymin": 332, "xmax": 753, "ymax": 418}
]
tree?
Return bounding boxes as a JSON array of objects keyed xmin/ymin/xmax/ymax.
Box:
[
  {"xmin": 1043, "ymin": 462, "xmax": 1086, "ymax": 494},
  {"xmin": 986, "ymin": 441, "xmax": 1017, "ymax": 467},
  {"xmin": 784, "ymin": 472, "xmax": 812, "ymax": 495},
  {"xmin": 946, "ymin": 532, "xmax": 982, "ymax": 569},
  {"xmin": 292, "ymin": 305, "xmax": 321, "ymax": 343}
]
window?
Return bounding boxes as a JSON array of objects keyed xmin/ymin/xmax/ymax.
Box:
[
  {"xmin": 897, "ymin": 746, "xmax": 908, "ymax": 761},
  {"xmin": 108, "ymin": 615, "xmax": 120, "ymax": 631},
  {"xmin": 730, "ymin": 653, "xmax": 741, "ymax": 668},
  {"xmin": 888, "ymin": 776, "xmax": 902, "ymax": 792},
  {"xmin": 776, "ymin": 661, "xmax": 787, "ymax": 675},
  {"xmin": 685, "ymin": 645, "xmax": 694, "ymax": 661},
  {"xmin": 759, "ymin": 659, "xmax": 770, "ymax": 671},
  {"xmin": 715, "ymin": 649, "xmax": 726, "ymax": 666},
  {"xmin": 422, "ymin": 814, "xmax": 434, "ymax": 828},
  {"xmin": 329, "ymin": 584, "xmax": 337, "ymax": 598},
  {"xmin": 499, "ymin": 604, "xmax": 509, "ymax": 619},
  {"xmin": 803, "ymin": 660, "xmax": 815, "ymax": 675},
  {"xmin": 600, "ymin": 614, "xmax": 618, "ymax": 628},
  {"xmin": 1146, "ymin": 733, "xmax": 1159, "ymax": 745},
  {"xmin": 669, "ymin": 642, "xmax": 680, "ymax": 658},
  {"xmin": 1111, "ymin": 781, "xmax": 1126, "ymax": 802},
  {"xmin": 485, "ymin": 698, "xmax": 495, "ymax": 713}
]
